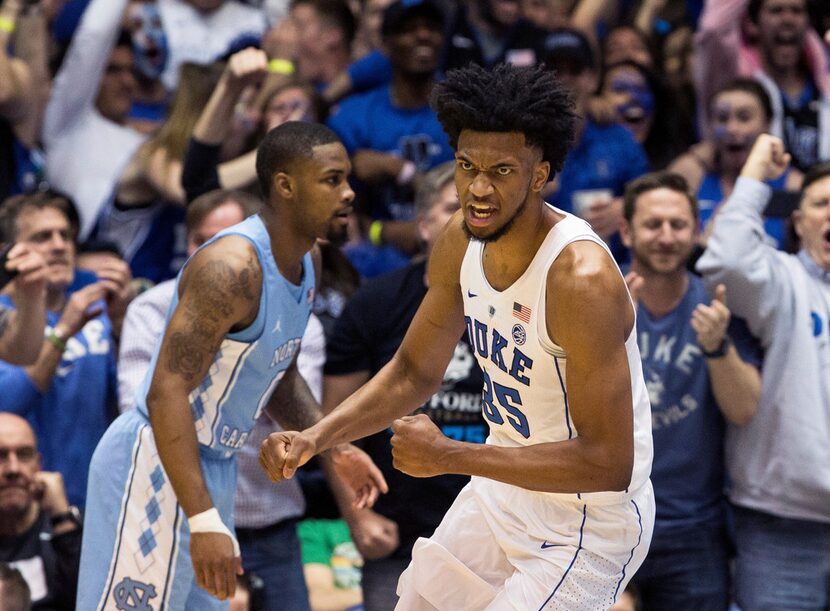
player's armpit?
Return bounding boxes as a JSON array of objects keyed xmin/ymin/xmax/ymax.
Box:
[{"xmin": 546, "ymin": 241, "xmax": 635, "ymax": 491}]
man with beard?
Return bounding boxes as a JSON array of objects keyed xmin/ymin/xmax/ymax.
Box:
[
  {"xmin": 619, "ymin": 172, "xmax": 762, "ymax": 611},
  {"xmin": 261, "ymin": 63, "xmax": 655, "ymax": 610},
  {"xmin": 0, "ymin": 413, "xmax": 82, "ymax": 610},
  {"xmin": 327, "ymin": 0, "xmax": 454, "ymax": 276}
]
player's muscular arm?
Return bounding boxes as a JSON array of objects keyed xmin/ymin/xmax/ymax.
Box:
[
  {"xmin": 266, "ymin": 215, "xmax": 467, "ymax": 471},
  {"xmin": 309, "ymin": 217, "xmax": 467, "ymax": 451},
  {"xmin": 147, "ymin": 237, "xmax": 261, "ymax": 517},
  {"xmin": 423, "ymin": 242, "xmax": 636, "ymax": 493}
]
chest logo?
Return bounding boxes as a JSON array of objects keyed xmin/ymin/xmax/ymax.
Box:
[{"xmin": 511, "ymin": 324, "xmax": 526, "ymax": 346}]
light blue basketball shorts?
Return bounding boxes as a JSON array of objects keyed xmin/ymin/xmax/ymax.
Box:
[{"xmin": 77, "ymin": 409, "xmax": 237, "ymax": 611}]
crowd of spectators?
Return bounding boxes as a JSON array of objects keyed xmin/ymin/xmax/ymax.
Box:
[{"xmin": 0, "ymin": 0, "xmax": 828, "ymax": 609}]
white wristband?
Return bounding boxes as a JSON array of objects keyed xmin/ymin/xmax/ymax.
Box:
[{"xmin": 188, "ymin": 507, "xmax": 240, "ymax": 557}]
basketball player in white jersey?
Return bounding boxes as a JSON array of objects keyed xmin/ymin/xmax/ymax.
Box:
[{"xmin": 260, "ymin": 63, "xmax": 655, "ymax": 610}]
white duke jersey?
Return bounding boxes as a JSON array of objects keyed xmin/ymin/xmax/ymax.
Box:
[
  {"xmin": 135, "ymin": 215, "xmax": 315, "ymax": 459},
  {"xmin": 459, "ymin": 208, "xmax": 653, "ymax": 505}
]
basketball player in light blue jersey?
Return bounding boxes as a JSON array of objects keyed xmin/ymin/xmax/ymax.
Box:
[
  {"xmin": 77, "ymin": 122, "xmax": 387, "ymax": 610},
  {"xmin": 261, "ymin": 64, "xmax": 655, "ymax": 610}
]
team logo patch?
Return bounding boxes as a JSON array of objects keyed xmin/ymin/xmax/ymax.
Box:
[
  {"xmin": 113, "ymin": 577, "xmax": 157, "ymax": 610},
  {"xmin": 512, "ymin": 324, "xmax": 526, "ymax": 345}
]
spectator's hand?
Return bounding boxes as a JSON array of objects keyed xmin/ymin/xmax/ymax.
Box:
[
  {"xmin": 262, "ymin": 17, "xmax": 298, "ymax": 63},
  {"xmin": 6, "ymin": 243, "xmax": 47, "ymax": 302},
  {"xmin": 741, "ymin": 134, "xmax": 790, "ymax": 182},
  {"xmin": 584, "ymin": 197, "xmax": 624, "ymax": 240},
  {"xmin": 329, "ymin": 443, "xmax": 388, "ymax": 509},
  {"xmin": 391, "ymin": 414, "xmax": 453, "ymax": 478},
  {"xmin": 259, "ymin": 430, "xmax": 316, "ymax": 481},
  {"xmin": 191, "ymin": 532, "xmax": 243, "ymax": 601},
  {"xmin": 54, "ymin": 282, "xmax": 107, "ymax": 338},
  {"xmin": 94, "ymin": 257, "xmax": 135, "ymax": 323},
  {"xmin": 586, "ymin": 94, "xmax": 618, "ymax": 125},
  {"xmin": 346, "ymin": 508, "xmax": 399, "ymax": 560},
  {"xmin": 32, "ymin": 471, "xmax": 70, "ymax": 516},
  {"xmin": 825, "ymin": 29, "xmax": 830, "ymax": 47},
  {"xmin": 690, "ymin": 284, "xmax": 730, "ymax": 353},
  {"xmin": 224, "ymin": 47, "xmax": 269, "ymax": 91},
  {"xmin": 352, "ymin": 150, "xmax": 410, "ymax": 184},
  {"xmin": 624, "ymin": 271, "xmax": 644, "ymax": 303}
]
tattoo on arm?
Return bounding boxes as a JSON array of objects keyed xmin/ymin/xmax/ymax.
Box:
[{"xmin": 163, "ymin": 256, "xmax": 261, "ymax": 383}]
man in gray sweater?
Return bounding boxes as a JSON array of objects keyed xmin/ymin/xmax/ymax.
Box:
[{"xmin": 697, "ymin": 133, "xmax": 830, "ymax": 611}]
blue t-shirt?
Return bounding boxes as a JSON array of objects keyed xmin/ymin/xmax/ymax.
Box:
[
  {"xmin": 327, "ymin": 84, "xmax": 454, "ymax": 222},
  {"xmin": 635, "ymin": 274, "xmax": 729, "ymax": 530},
  {"xmin": 0, "ymin": 292, "xmax": 116, "ymax": 508},
  {"xmin": 553, "ymin": 120, "xmax": 649, "ymax": 262},
  {"xmin": 552, "ymin": 120, "xmax": 650, "ymax": 214},
  {"xmin": 697, "ymin": 171, "xmax": 789, "ymax": 249}
]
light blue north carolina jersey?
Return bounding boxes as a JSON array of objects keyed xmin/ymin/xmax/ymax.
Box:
[
  {"xmin": 135, "ymin": 214, "xmax": 315, "ymax": 458},
  {"xmin": 78, "ymin": 215, "xmax": 316, "ymax": 611}
]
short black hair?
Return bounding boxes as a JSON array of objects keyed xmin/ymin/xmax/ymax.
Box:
[
  {"xmin": 710, "ymin": 78, "xmax": 773, "ymax": 123},
  {"xmin": 255, "ymin": 121, "xmax": 342, "ymax": 198},
  {"xmin": 431, "ymin": 63, "xmax": 575, "ymax": 173},
  {"xmin": 623, "ymin": 171, "xmax": 698, "ymax": 221},
  {"xmin": 0, "ymin": 189, "xmax": 81, "ymax": 244}
]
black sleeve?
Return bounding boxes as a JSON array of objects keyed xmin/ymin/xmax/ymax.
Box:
[
  {"xmin": 50, "ymin": 527, "xmax": 82, "ymax": 610},
  {"xmin": 181, "ymin": 138, "xmax": 222, "ymax": 204},
  {"xmin": 324, "ymin": 294, "xmax": 374, "ymax": 376}
]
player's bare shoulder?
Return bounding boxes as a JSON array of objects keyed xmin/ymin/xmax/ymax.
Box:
[
  {"xmin": 179, "ymin": 234, "xmax": 264, "ymax": 327},
  {"xmin": 546, "ymin": 240, "xmax": 633, "ymax": 343},
  {"xmin": 426, "ymin": 209, "xmax": 469, "ymax": 286}
]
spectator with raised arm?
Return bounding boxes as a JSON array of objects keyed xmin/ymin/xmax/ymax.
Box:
[
  {"xmin": 694, "ymin": 0, "xmax": 830, "ymax": 170},
  {"xmin": 42, "ymin": 0, "xmax": 145, "ymax": 239},
  {"xmin": 0, "ymin": 192, "xmax": 127, "ymax": 509},
  {"xmin": 697, "ymin": 133, "xmax": 830, "ymax": 610}
]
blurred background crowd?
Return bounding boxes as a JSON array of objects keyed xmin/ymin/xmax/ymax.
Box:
[{"xmin": 0, "ymin": 0, "xmax": 829, "ymax": 609}]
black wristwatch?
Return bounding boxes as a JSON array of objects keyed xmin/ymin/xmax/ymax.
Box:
[
  {"xmin": 49, "ymin": 505, "xmax": 81, "ymax": 529},
  {"xmin": 701, "ymin": 336, "xmax": 732, "ymax": 359}
]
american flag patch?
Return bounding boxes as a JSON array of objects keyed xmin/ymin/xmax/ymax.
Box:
[{"xmin": 512, "ymin": 302, "xmax": 531, "ymax": 323}]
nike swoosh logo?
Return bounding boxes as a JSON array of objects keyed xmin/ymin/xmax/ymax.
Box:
[
  {"xmin": 541, "ymin": 541, "xmax": 565, "ymax": 549},
  {"xmin": 467, "ymin": 290, "xmax": 478, "ymax": 298}
]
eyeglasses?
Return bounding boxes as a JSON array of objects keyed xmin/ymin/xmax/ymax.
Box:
[{"xmin": 0, "ymin": 446, "xmax": 37, "ymax": 465}]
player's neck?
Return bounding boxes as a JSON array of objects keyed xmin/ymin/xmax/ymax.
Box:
[
  {"xmin": 481, "ymin": 200, "xmax": 556, "ymax": 291},
  {"xmin": 260, "ymin": 207, "xmax": 314, "ymax": 285}
]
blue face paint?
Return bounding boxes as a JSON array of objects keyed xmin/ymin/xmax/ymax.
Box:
[
  {"xmin": 128, "ymin": 3, "xmax": 169, "ymax": 81},
  {"xmin": 611, "ymin": 77, "xmax": 654, "ymax": 118}
]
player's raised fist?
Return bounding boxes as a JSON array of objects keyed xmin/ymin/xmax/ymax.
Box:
[{"xmin": 390, "ymin": 414, "xmax": 450, "ymax": 478}]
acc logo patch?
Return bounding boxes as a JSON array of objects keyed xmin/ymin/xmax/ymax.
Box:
[
  {"xmin": 512, "ymin": 324, "xmax": 526, "ymax": 345},
  {"xmin": 113, "ymin": 577, "xmax": 157, "ymax": 611}
]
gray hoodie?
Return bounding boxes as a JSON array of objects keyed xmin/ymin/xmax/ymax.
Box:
[{"xmin": 697, "ymin": 177, "xmax": 830, "ymax": 523}]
